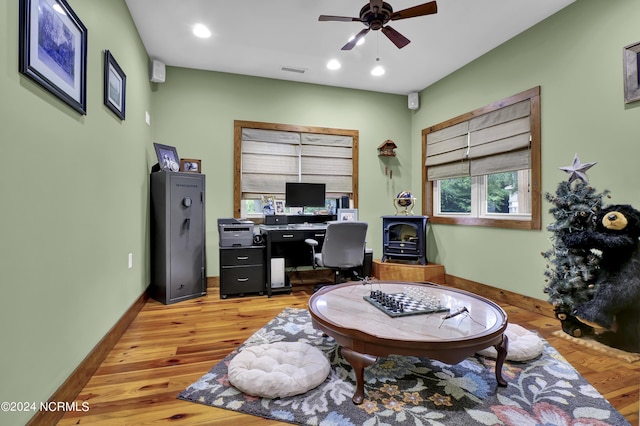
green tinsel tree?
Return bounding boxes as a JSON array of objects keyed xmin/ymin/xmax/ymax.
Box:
[{"xmin": 542, "ymin": 157, "xmax": 609, "ymax": 337}]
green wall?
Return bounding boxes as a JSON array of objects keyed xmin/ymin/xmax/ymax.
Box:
[
  {"xmin": 2, "ymin": 0, "xmax": 639, "ymax": 424},
  {"xmin": 0, "ymin": 1, "xmax": 152, "ymax": 425},
  {"xmin": 412, "ymin": 0, "xmax": 640, "ymax": 299},
  {"xmin": 150, "ymin": 68, "xmax": 413, "ymax": 273}
]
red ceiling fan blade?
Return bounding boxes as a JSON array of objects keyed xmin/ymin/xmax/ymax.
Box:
[
  {"xmin": 341, "ymin": 28, "xmax": 370, "ymax": 50},
  {"xmin": 319, "ymin": 15, "xmax": 361, "ymax": 22},
  {"xmin": 381, "ymin": 25, "xmax": 410, "ymax": 49},
  {"xmin": 390, "ymin": 1, "xmax": 437, "ymax": 20}
]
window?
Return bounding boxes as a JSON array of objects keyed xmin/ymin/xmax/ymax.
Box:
[
  {"xmin": 422, "ymin": 87, "xmax": 541, "ymax": 230},
  {"xmin": 234, "ymin": 121, "xmax": 359, "ymax": 218}
]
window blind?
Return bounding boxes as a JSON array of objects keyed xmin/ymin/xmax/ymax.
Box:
[
  {"xmin": 241, "ymin": 128, "xmax": 353, "ymax": 199},
  {"xmin": 426, "ymin": 99, "xmax": 531, "ymax": 181}
]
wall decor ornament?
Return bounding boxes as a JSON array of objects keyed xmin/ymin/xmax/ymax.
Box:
[
  {"xmin": 623, "ymin": 41, "xmax": 640, "ymax": 104},
  {"xmin": 104, "ymin": 50, "xmax": 126, "ymax": 120},
  {"xmin": 19, "ymin": 0, "xmax": 88, "ymax": 114}
]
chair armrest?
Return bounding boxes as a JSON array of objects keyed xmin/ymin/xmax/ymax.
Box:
[{"xmin": 304, "ymin": 238, "xmax": 318, "ymax": 247}]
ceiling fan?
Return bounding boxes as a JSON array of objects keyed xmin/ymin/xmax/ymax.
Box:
[{"xmin": 319, "ymin": 0, "xmax": 438, "ymax": 50}]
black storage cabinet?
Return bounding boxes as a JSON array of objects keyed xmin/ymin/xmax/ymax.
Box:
[
  {"xmin": 219, "ymin": 246, "xmax": 265, "ymax": 298},
  {"xmin": 150, "ymin": 171, "xmax": 206, "ymax": 304}
]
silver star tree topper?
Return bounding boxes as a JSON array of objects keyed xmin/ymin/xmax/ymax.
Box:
[{"xmin": 560, "ymin": 153, "xmax": 596, "ymax": 183}]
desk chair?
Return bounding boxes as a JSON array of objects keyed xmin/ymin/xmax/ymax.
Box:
[{"xmin": 305, "ymin": 221, "xmax": 368, "ymax": 286}]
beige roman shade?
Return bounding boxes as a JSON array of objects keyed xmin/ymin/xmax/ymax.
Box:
[
  {"xmin": 426, "ymin": 99, "xmax": 531, "ymax": 181},
  {"xmin": 241, "ymin": 128, "xmax": 353, "ymax": 199}
]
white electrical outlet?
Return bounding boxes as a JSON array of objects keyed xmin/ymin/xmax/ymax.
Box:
[
  {"xmin": 145, "ymin": 111, "xmax": 150, "ymax": 126},
  {"xmin": 128, "ymin": 252, "xmax": 133, "ymax": 269}
]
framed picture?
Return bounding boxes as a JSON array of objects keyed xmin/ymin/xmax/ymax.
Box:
[
  {"xmin": 275, "ymin": 200, "xmax": 285, "ymax": 214},
  {"xmin": 19, "ymin": 0, "xmax": 87, "ymax": 114},
  {"xmin": 104, "ymin": 50, "xmax": 126, "ymax": 119},
  {"xmin": 623, "ymin": 41, "xmax": 640, "ymax": 104},
  {"xmin": 153, "ymin": 143, "xmax": 180, "ymax": 172},
  {"xmin": 338, "ymin": 208, "xmax": 358, "ymax": 222},
  {"xmin": 180, "ymin": 158, "xmax": 201, "ymax": 173}
]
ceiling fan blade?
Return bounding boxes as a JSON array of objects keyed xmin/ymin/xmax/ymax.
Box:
[
  {"xmin": 341, "ymin": 28, "xmax": 370, "ymax": 50},
  {"xmin": 390, "ymin": 1, "xmax": 438, "ymax": 20},
  {"xmin": 319, "ymin": 15, "xmax": 361, "ymax": 22},
  {"xmin": 381, "ymin": 26, "xmax": 411, "ymax": 49}
]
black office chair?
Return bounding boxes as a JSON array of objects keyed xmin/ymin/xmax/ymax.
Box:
[{"xmin": 305, "ymin": 221, "xmax": 368, "ymax": 286}]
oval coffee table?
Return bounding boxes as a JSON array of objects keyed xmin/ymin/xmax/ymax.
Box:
[{"xmin": 308, "ymin": 281, "xmax": 509, "ymax": 404}]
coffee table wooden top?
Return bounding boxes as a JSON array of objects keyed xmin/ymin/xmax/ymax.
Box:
[{"xmin": 308, "ymin": 281, "xmax": 508, "ymax": 364}]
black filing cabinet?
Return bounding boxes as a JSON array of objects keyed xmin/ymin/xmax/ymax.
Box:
[
  {"xmin": 219, "ymin": 246, "xmax": 265, "ymax": 298},
  {"xmin": 150, "ymin": 171, "xmax": 206, "ymax": 304}
]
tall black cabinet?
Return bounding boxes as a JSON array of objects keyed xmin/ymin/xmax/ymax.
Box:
[{"xmin": 150, "ymin": 171, "xmax": 206, "ymax": 304}]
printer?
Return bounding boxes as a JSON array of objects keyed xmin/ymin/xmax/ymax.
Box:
[{"xmin": 218, "ymin": 218, "xmax": 255, "ymax": 247}]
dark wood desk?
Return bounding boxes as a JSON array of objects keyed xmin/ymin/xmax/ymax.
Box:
[
  {"xmin": 308, "ymin": 281, "xmax": 509, "ymax": 404},
  {"xmin": 259, "ymin": 224, "xmax": 328, "ymax": 296}
]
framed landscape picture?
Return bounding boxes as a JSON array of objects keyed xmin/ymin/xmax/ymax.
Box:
[
  {"xmin": 623, "ymin": 41, "xmax": 640, "ymax": 104},
  {"xmin": 104, "ymin": 50, "xmax": 126, "ymax": 120},
  {"xmin": 19, "ymin": 0, "xmax": 88, "ymax": 114}
]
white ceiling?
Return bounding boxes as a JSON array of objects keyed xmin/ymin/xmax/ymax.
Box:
[{"xmin": 124, "ymin": 0, "xmax": 574, "ymax": 95}]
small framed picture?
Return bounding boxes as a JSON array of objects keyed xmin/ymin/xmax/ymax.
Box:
[
  {"xmin": 623, "ymin": 41, "xmax": 640, "ymax": 104},
  {"xmin": 275, "ymin": 200, "xmax": 285, "ymax": 214},
  {"xmin": 19, "ymin": 0, "xmax": 87, "ymax": 114},
  {"xmin": 338, "ymin": 208, "xmax": 358, "ymax": 221},
  {"xmin": 153, "ymin": 143, "xmax": 179, "ymax": 172},
  {"xmin": 104, "ymin": 50, "xmax": 126, "ymax": 119},
  {"xmin": 180, "ymin": 158, "xmax": 201, "ymax": 173}
]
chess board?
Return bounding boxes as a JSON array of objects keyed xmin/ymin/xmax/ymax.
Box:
[{"xmin": 363, "ymin": 291, "xmax": 450, "ymax": 318}]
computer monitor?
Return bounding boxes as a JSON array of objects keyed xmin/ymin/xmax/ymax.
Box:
[{"xmin": 285, "ymin": 182, "xmax": 326, "ymax": 208}]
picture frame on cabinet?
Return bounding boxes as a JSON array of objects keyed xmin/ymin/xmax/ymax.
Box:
[
  {"xmin": 104, "ymin": 50, "xmax": 126, "ymax": 120},
  {"xmin": 338, "ymin": 208, "xmax": 358, "ymax": 221},
  {"xmin": 19, "ymin": 0, "xmax": 87, "ymax": 114},
  {"xmin": 623, "ymin": 41, "xmax": 640, "ymax": 104},
  {"xmin": 180, "ymin": 158, "xmax": 201, "ymax": 173},
  {"xmin": 154, "ymin": 143, "xmax": 180, "ymax": 172}
]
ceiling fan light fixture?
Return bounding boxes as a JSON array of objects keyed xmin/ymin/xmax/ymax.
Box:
[
  {"xmin": 327, "ymin": 59, "xmax": 341, "ymax": 70},
  {"xmin": 192, "ymin": 23, "xmax": 211, "ymax": 39}
]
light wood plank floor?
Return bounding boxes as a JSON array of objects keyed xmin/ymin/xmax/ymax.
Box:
[{"xmin": 59, "ymin": 283, "xmax": 639, "ymax": 425}]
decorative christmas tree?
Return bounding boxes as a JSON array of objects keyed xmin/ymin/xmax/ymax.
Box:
[{"xmin": 542, "ymin": 154, "xmax": 609, "ymax": 337}]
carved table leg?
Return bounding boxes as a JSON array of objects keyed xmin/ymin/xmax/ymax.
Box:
[
  {"xmin": 341, "ymin": 347, "xmax": 377, "ymax": 404},
  {"xmin": 494, "ymin": 333, "xmax": 509, "ymax": 387}
]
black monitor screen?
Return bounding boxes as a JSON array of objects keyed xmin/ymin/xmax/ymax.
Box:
[{"xmin": 285, "ymin": 182, "xmax": 326, "ymax": 208}]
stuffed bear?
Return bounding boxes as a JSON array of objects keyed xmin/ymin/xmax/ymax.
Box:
[{"xmin": 563, "ymin": 204, "xmax": 640, "ymax": 352}]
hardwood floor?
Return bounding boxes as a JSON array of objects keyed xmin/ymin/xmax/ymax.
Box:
[{"xmin": 57, "ymin": 282, "xmax": 639, "ymax": 425}]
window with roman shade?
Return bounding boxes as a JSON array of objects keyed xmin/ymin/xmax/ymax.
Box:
[
  {"xmin": 234, "ymin": 120, "xmax": 359, "ymax": 218},
  {"xmin": 422, "ymin": 87, "xmax": 541, "ymax": 230}
]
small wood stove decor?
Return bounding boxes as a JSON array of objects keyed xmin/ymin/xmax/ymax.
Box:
[{"xmin": 381, "ymin": 215, "xmax": 428, "ymax": 265}]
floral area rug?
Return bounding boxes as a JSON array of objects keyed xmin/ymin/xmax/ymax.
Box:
[{"xmin": 178, "ymin": 307, "xmax": 630, "ymax": 425}]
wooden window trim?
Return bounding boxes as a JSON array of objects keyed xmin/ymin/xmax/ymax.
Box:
[
  {"xmin": 421, "ymin": 87, "xmax": 541, "ymax": 230},
  {"xmin": 234, "ymin": 120, "xmax": 359, "ymax": 218}
]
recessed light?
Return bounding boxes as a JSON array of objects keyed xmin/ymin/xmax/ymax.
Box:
[
  {"xmin": 371, "ymin": 65, "xmax": 385, "ymax": 76},
  {"xmin": 193, "ymin": 23, "xmax": 211, "ymax": 38},
  {"xmin": 327, "ymin": 59, "xmax": 341, "ymax": 70}
]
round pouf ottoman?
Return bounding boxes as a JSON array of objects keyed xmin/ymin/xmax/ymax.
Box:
[
  {"xmin": 227, "ymin": 342, "xmax": 331, "ymax": 398},
  {"xmin": 477, "ymin": 323, "xmax": 544, "ymax": 361}
]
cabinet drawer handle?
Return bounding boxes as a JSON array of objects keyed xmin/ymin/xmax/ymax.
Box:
[
  {"xmin": 236, "ymin": 277, "xmax": 249, "ymax": 282},
  {"xmin": 236, "ymin": 256, "xmax": 249, "ymax": 260},
  {"xmin": 315, "ymin": 233, "xmax": 325, "ymax": 237},
  {"xmin": 283, "ymin": 234, "xmax": 294, "ymax": 238}
]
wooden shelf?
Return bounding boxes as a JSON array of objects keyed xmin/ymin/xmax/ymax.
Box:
[{"xmin": 372, "ymin": 259, "xmax": 445, "ymax": 284}]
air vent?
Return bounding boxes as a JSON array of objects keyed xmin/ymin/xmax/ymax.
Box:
[{"xmin": 281, "ymin": 66, "xmax": 307, "ymax": 74}]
